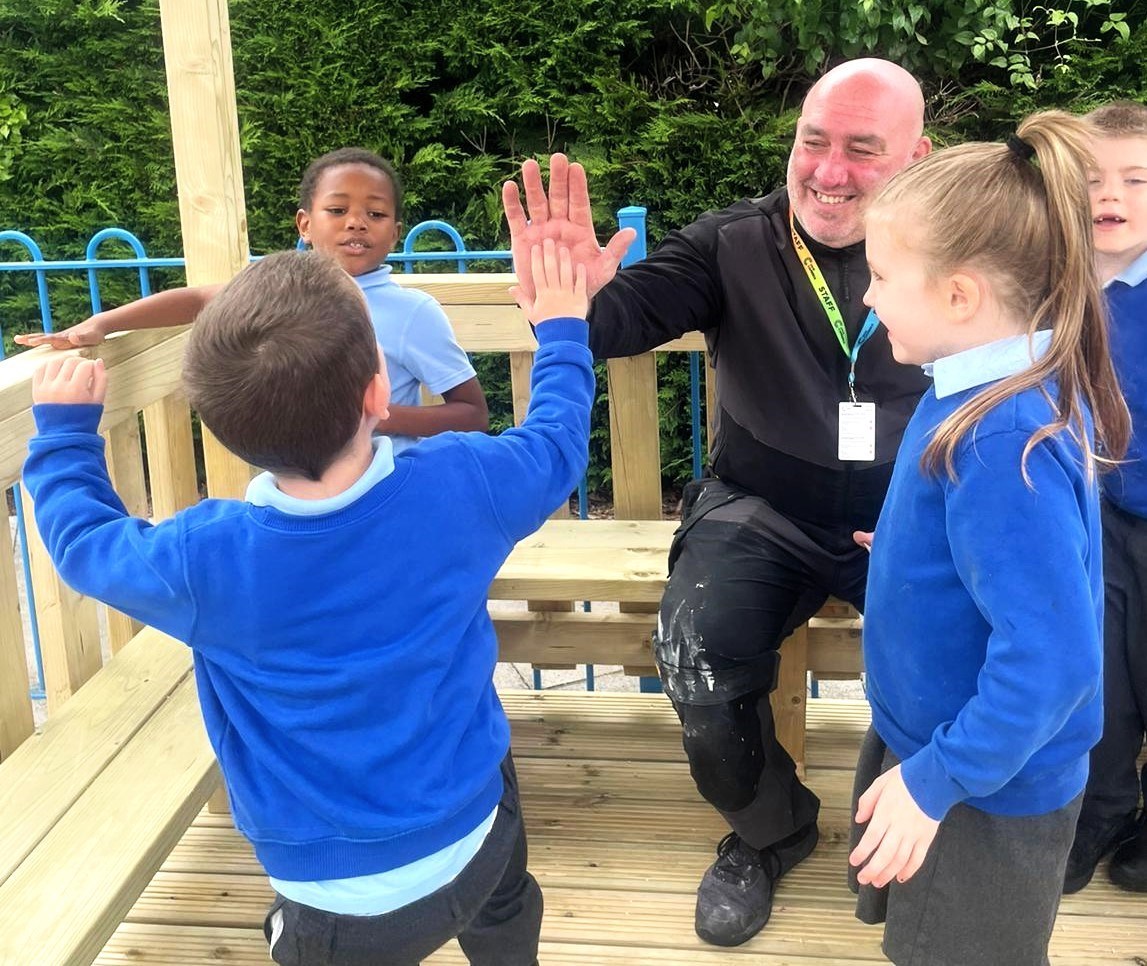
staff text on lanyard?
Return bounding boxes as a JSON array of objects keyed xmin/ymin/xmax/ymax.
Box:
[{"xmin": 789, "ymin": 209, "xmax": 879, "ymax": 461}]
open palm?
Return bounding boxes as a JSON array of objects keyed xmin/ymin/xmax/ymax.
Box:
[{"xmin": 502, "ymin": 153, "xmax": 635, "ymax": 303}]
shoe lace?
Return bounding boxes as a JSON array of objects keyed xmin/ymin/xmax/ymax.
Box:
[
  {"xmin": 715, "ymin": 831, "xmax": 788, "ymax": 881},
  {"xmin": 714, "ymin": 832, "xmax": 765, "ymax": 877}
]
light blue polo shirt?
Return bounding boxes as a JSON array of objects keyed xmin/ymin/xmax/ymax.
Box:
[{"xmin": 354, "ymin": 266, "xmax": 477, "ymax": 454}]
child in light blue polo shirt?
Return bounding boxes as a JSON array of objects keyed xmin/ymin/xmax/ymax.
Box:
[{"xmin": 17, "ymin": 148, "xmax": 488, "ymax": 453}]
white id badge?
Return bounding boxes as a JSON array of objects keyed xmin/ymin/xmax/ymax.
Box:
[{"xmin": 838, "ymin": 402, "xmax": 876, "ymax": 461}]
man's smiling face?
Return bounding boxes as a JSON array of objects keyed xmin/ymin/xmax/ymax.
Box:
[{"xmin": 786, "ymin": 68, "xmax": 930, "ymax": 249}]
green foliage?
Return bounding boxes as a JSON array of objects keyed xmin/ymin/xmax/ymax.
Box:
[
  {"xmin": 0, "ymin": 0, "xmax": 1145, "ymax": 490},
  {"xmin": 704, "ymin": 0, "xmax": 1138, "ymax": 91}
]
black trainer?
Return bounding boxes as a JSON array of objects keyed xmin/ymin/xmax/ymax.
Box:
[
  {"xmin": 1109, "ymin": 813, "xmax": 1147, "ymax": 892},
  {"xmin": 694, "ymin": 822, "xmax": 818, "ymax": 947},
  {"xmin": 1063, "ymin": 814, "xmax": 1138, "ymax": 894}
]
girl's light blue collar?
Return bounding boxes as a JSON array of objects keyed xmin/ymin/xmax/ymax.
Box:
[{"xmin": 923, "ymin": 329, "xmax": 1053, "ymax": 399}]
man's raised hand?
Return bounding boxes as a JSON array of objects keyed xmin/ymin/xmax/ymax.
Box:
[{"xmin": 502, "ymin": 153, "xmax": 635, "ymax": 303}]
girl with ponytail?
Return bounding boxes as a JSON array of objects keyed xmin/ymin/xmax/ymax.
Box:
[{"xmin": 847, "ymin": 111, "xmax": 1129, "ymax": 964}]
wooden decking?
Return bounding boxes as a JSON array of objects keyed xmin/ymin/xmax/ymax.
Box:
[{"xmin": 95, "ymin": 692, "xmax": 1146, "ymax": 965}]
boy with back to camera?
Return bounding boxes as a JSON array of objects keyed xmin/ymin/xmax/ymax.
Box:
[
  {"xmin": 21, "ymin": 243, "xmax": 594, "ymax": 965},
  {"xmin": 1064, "ymin": 100, "xmax": 1147, "ymax": 894}
]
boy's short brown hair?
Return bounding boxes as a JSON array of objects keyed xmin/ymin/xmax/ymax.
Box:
[
  {"xmin": 183, "ymin": 251, "xmax": 379, "ymax": 481},
  {"xmin": 1086, "ymin": 101, "xmax": 1147, "ymax": 139}
]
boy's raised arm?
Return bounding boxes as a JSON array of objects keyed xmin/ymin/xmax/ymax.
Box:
[{"xmin": 15, "ymin": 283, "xmax": 223, "ymax": 349}]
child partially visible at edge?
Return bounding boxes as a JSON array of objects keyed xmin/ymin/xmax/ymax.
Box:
[
  {"xmin": 22, "ymin": 242, "xmax": 595, "ymax": 966},
  {"xmin": 848, "ymin": 112, "xmax": 1130, "ymax": 965},
  {"xmin": 16, "ymin": 148, "xmax": 487, "ymax": 453},
  {"xmin": 1062, "ymin": 100, "xmax": 1147, "ymax": 896}
]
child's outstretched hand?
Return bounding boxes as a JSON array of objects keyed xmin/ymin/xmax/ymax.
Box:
[
  {"xmin": 16, "ymin": 315, "xmax": 110, "ymax": 349},
  {"xmin": 849, "ymin": 764, "xmax": 939, "ymax": 888},
  {"xmin": 32, "ymin": 357, "xmax": 108, "ymax": 406},
  {"xmin": 510, "ymin": 239, "xmax": 588, "ymax": 326}
]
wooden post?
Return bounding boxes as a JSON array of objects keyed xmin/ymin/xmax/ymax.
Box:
[
  {"xmin": 606, "ymin": 355, "xmax": 662, "ymax": 521},
  {"xmin": 159, "ymin": 0, "xmax": 252, "ymax": 503},
  {"xmin": 0, "ymin": 504, "xmax": 34, "ymax": 759},
  {"xmin": 606, "ymin": 354, "xmax": 662, "ymax": 669},
  {"xmin": 18, "ymin": 488, "xmax": 102, "ymax": 713},
  {"xmin": 510, "ymin": 350, "xmax": 576, "ymax": 670},
  {"xmin": 159, "ymin": 0, "xmax": 251, "ymax": 811},
  {"xmin": 509, "ymin": 351, "xmax": 534, "ymax": 429},
  {"xmin": 772, "ymin": 624, "xmax": 809, "ymax": 779},
  {"xmin": 103, "ymin": 421, "xmax": 148, "ymax": 651},
  {"xmin": 143, "ymin": 395, "xmax": 200, "ymax": 519}
]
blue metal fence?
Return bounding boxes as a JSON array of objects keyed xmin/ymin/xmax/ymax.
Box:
[{"xmin": 2, "ymin": 213, "xmax": 706, "ymax": 698}]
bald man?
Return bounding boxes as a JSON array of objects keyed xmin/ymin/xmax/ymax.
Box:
[{"xmin": 504, "ymin": 59, "xmax": 932, "ymax": 946}]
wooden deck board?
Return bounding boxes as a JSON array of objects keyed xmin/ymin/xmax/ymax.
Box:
[
  {"xmin": 98, "ymin": 924, "xmax": 889, "ymax": 965},
  {"xmin": 98, "ymin": 695, "xmax": 1147, "ymax": 964}
]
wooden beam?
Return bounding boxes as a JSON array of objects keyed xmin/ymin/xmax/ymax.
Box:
[
  {"xmin": 159, "ymin": 0, "xmax": 252, "ymax": 502},
  {"xmin": 18, "ymin": 486, "xmax": 102, "ymax": 713},
  {"xmin": 158, "ymin": 0, "xmax": 248, "ymax": 286},
  {"xmin": 103, "ymin": 420, "xmax": 148, "ymax": 651},
  {"xmin": 143, "ymin": 395, "xmax": 200, "ymax": 520},
  {"xmin": 494, "ymin": 611, "xmax": 655, "ymax": 669},
  {"xmin": 772, "ymin": 624, "xmax": 809, "ymax": 776},
  {"xmin": 0, "ymin": 503, "xmax": 34, "ymax": 759},
  {"xmin": 0, "ymin": 628, "xmax": 194, "ymax": 888},
  {"xmin": 606, "ymin": 354, "xmax": 662, "ymax": 521},
  {"xmin": 0, "ymin": 676, "xmax": 218, "ymax": 965}
]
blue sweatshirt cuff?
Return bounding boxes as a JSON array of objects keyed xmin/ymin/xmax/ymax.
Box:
[
  {"xmin": 534, "ymin": 317, "xmax": 589, "ymax": 346},
  {"xmin": 32, "ymin": 403, "xmax": 104, "ymax": 435},
  {"xmin": 900, "ymin": 745, "xmax": 967, "ymax": 821}
]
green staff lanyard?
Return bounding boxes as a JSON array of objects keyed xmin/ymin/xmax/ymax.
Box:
[{"xmin": 789, "ymin": 208, "xmax": 879, "ymax": 402}]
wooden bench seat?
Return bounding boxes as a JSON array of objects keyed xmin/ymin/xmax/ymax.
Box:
[
  {"xmin": 0, "ymin": 628, "xmax": 218, "ymax": 965},
  {"xmin": 489, "ymin": 518, "xmax": 863, "ymax": 774}
]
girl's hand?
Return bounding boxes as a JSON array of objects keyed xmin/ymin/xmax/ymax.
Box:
[
  {"xmin": 849, "ymin": 764, "xmax": 939, "ymax": 887},
  {"xmin": 15, "ymin": 315, "xmax": 109, "ymax": 349},
  {"xmin": 32, "ymin": 357, "xmax": 108, "ymax": 406},
  {"xmin": 511, "ymin": 239, "xmax": 588, "ymax": 325},
  {"xmin": 853, "ymin": 530, "xmax": 874, "ymax": 552}
]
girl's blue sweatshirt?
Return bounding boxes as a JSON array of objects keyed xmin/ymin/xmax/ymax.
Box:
[
  {"xmin": 22, "ymin": 318, "xmax": 592, "ymax": 880},
  {"xmin": 864, "ymin": 374, "xmax": 1103, "ymax": 822}
]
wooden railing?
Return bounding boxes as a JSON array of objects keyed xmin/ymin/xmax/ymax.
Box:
[{"xmin": 0, "ymin": 272, "xmax": 717, "ymax": 755}]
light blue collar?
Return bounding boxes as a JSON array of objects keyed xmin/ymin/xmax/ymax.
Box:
[
  {"xmin": 1106, "ymin": 248, "xmax": 1147, "ymax": 289},
  {"xmin": 923, "ymin": 330, "xmax": 1053, "ymax": 400},
  {"xmin": 353, "ymin": 263, "xmax": 394, "ymax": 290},
  {"xmin": 246, "ymin": 436, "xmax": 396, "ymax": 516}
]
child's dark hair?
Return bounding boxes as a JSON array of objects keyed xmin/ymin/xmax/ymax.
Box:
[
  {"xmin": 183, "ymin": 251, "xmax": 380, "ymax": 482},
  {"xmin": 298, "ymin": 148, "xmax": 403, "ymax": 220},
  {"xmin": 868, "ymin": 110, "xmax": 1130, "ymax": 479}
]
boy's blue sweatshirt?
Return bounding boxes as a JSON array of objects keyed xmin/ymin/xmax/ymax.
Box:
[
  {"xmin": 1104, "ymin": 272, "xmax": 1147, "ymax": 517},
  {"xmin": 864, "ymin": 380, "xmax": 1103, "ymax": 821},
  {"xmin": 22, "ymin": 319, "xmax": 593, "ymax": 881}
]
